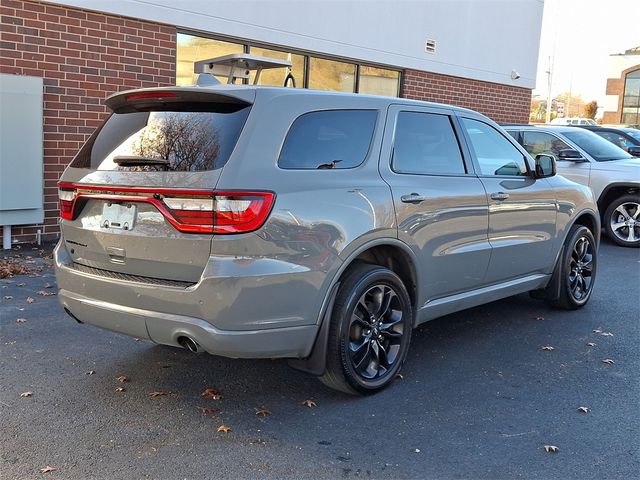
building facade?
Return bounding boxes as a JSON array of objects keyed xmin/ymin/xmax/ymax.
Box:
[
  {"xmin": 0, "ymin": 0, "xmax": 544, "ymax": 244},
  {"xmin": 602, "ymin": 46, "xmax": 640, "ymax": 125}
]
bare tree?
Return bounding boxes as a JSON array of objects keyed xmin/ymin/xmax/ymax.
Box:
[{"xmin": 131, "ymin": 113, "xmax": 220, "ymax": 171}]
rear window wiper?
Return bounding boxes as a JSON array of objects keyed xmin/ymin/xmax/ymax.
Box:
[{"xmin": 113, "ymin": 155, "xmax": 172, "ymax": 170}]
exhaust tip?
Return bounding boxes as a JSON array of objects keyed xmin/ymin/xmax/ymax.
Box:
[
  {"xmin": 64, "ymin": 307, "xmax": 83, "ymax": 324},
  {"xmin": 177, "ymin": 336, "xmax": 200, "ymax": 353}
]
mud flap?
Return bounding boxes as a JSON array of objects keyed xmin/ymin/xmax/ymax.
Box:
[
  {"xmin": 288, "ymin": 282, "xmax": 340, "ymax": 376},
  {"xmin": 530, "ymin": 244, "xmax": 564, "ymax": 301}
]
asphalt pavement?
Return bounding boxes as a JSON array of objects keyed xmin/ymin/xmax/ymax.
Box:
[{"xmin": 1, "ymin": 239, "xmax": 638, "ymax": 479}]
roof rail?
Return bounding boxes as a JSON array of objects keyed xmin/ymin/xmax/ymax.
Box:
[{"xmin": 193, "ymin": 53, "xmax": 293, "ymax": 86}]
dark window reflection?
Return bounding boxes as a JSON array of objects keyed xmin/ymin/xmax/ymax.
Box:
[{"xmin": 72, "ymin": 106, "xmax": 250, "ymax": 171}]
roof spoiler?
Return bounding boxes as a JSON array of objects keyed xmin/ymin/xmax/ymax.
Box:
[{"xmin": 105, "ymin": 86, "xmax": 255, "ymax": 113}]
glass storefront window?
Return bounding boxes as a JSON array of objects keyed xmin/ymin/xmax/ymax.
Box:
[
  {"xmin": 308, "ymin": 57, "xmax": 356, "ymax": 92},
  {"xmin": 359, "ymin": 66, "xmax": 400, "ymax": 97},
  {"xmin": 247, "ymin": 46, "xmax": 305, "ymax": 88},
  {"xmin": 175, "ymin": 32, "xmax": 400, "ymax": 97},
  {"xmin": 176, "ymin": 33, "xmax": 244, "ymax": 86},
  {"xmin": 622, "ymin": 69, "xmax": 640, "ymax": 125}
]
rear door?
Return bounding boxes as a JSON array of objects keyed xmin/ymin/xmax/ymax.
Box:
[
  {"xmin": 379, "ymin": 105, "xmax": 491, "ymax": 304},
  {"xmin": 58, "ymin": 89, "xmax": 261, "ymax": 283},
  {"xmin": 458, "ymin": 117, "xmax": 557, "ymax": 283}
]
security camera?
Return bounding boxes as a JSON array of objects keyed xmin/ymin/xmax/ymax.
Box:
[{"xmin": 511, "ymin": 70, "xmax": 521, "ymax": 80}]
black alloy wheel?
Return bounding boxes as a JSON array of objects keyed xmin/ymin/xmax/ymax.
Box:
[{"xmin": 320, "ymin": 263, "xmax": 413, "ymax": 395}]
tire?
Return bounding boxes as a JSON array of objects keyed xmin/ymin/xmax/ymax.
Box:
[
  {"xmin": 603, "ymin": 195, "xmax": 640, "ymax": 247},
  {"xmin": 319, "ymin": 263, "xmax": 413, "ymax": 395},
  {"xmin": 550, "ymin": 224, "xmax": 597, "ymax": 310}
]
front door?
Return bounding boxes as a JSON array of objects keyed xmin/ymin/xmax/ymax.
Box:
[
  {"xmin": 379, "ymin": 106, "xmax": 491, "ymax": 306},
  {"xmin": 458, "ymin": 117, "xmax": 558, "ymax": 283},
  {"xmin": 520, "ymin": 130, "xmax": 591, "ymax": 187}
]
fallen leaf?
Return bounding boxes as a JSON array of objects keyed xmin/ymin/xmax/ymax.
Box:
[
  {"xmin": 201, "ymin": 388, "xmax": 222, "ymax": 400},
  {"xmin": 20, "ymin": 391, "xmax": 32, "ymax": 398},
  {"xmin": 115, "ymin": 387, "xmax": 126, "ymax": 392},
  {"xmin": 302, "ymin": 399, "xmax": 317, "ymax": 408},
  {"xmin": 147, "ymin": 391, "xmax": 169, "ymax": 398},
  {"xmin": 44, "ymin": 283, "xmax": 53, "ymax": 288},
  {"xmin": 217, "ymin": 424, "xmax": 231, "ymax": 433},
  {"xmin": 593, "ymin": 329, "xmax": 602, "ymax": 333},
  {"xmin": 541, "ymin": 345, "xmax": 555, "ymax": 351},
  {"xmin": 115, "ymin": 375, "xmax": 129, "ymax": 383},
  {"xmin": 17, "ymin": 282, "xmax": 26, "ymax": 287},
  {"xmin": 196, "ymin": 406, "xmax": 218, "ymax": 414},
  {"xmin": 3, "ymin": 295, "xmax": 13, "ymax": 300},
  {"xmin": 576, "ymin": 406, "xmax": 590, "ymax": 413},
  {"xmin": 599, "ymin": 332, "xmax": 613, "ymax": 337},
  {"xmin": 39, "ymin": 465, "xmax": 57, "ymax": 473},
  {"xmin": 86, "ymin": 370, "xmax": 96, "ymax": 375},
  {"xmin": 16, "ymin": 318, "xmax": 27, "ymax": 323},
  {"xmin": 26, "ymin": 297, "xmax": 34, "ymax": 304},
  {"xmin": 602, "ymin": 359, "xmax": 615, "ymax": 365},
  {"xmin": 544, "ymin": 445, "xmax": 559, "ymax": 453},
  {"xmin": 586, "ymin": 342, "xmax": 596, "ymax": 347},
  {"xmin": 255, "ymin": 407, "xmax": 271, "ymax": 417},
  {"xmin": 37, "ymin": 290, "xmax": 56, "ymax": 296}
]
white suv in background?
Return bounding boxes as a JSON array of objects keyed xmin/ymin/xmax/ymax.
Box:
[{"xmin": 505, "ymin": 125, "xmax": 640, "ymax": 247}]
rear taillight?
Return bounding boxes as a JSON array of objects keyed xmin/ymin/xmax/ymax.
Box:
[
  {"xmin": 163, "ymin": 192, "xmax": 274, "ymax": 234},
  {"xmin": 56, "ymin": 183, "xmax": 274, "ymax": 234},
  {"xmin": 58, "ymin": 184, "xmax": 76, "ymax": 220}
]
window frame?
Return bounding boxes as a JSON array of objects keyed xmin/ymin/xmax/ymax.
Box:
[
  {"xmin": 455, "ymin": 115, "xmax": 534, "ymax": 179},
  {"xmin": 276, "ymin": 108, "xmax": 380, "ymax": 171},
  {"xmin": 389, "ymin": 109, "xmax": 470, "ymax": 177}
]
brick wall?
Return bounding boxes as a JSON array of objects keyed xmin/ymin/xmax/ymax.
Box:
[
  {"xmin": 0, "ymin": 0, "xmax": 175, "ymax": 244},
  {"xmin": 401, "ymin": 69, "xmax": 532, "ymax": 124}
]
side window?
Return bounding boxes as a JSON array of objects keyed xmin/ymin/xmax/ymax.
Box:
[
  {"xmin": 506, "ymin": 130, "xmax": 520, "ymax": 141},
  {"xmin": 596, "ymin": 131, "xmax": 631, "ymax": 150},
  {"xmin": 392, "ymin": 112, "xmax": 466, "ymax": 175},
  {"xmin": 522, "ymin": 131, "xmax": 572, "ymax": 158},
  {"xmin": 461, "ymin": 118, "xmax": 528, "ymax": 176},
  {"xmin": 278, "ymin": 110, "xmax": 377, "ymax": 169}
]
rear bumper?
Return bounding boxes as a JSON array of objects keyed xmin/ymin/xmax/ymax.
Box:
[
  {"xmin": 54, "ymin": 240, "xmax": 323, "ymax": 358},
  {"xmin": 58, "ymin": 289, "xmax": 317, "ymax": 358}
]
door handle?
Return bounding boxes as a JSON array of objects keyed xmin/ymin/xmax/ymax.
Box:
[
  {"xmin": 401, "ymin": 193, "xmax": 427, "ymax": 204},
  {"xmin": 490, "ymin": 192, "xmax": 510, "ymax": 201}
]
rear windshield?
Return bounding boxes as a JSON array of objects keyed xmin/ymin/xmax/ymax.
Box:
[
  {"xmin": 71, "ymin": 105, "xmax": 251, "ymax": 171},
  {"xmin": 563, "ymin": 129, "xmax": 633, "ymax": 162}
]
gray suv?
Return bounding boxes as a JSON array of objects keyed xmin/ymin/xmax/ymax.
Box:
[{"xmin": 55, "ymin": 85, "xmax": 599, "ymax": 394}]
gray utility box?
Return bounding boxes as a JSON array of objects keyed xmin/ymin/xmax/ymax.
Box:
[{"xmin": 0, "ymin": 74, "xmax": 44, "ymax": 227}]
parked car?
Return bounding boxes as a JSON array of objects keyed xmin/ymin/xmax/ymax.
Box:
[
  {"xmin": 575, "ymin": 125, "xmax": 640, "ymax": 156},
  {"xmin": 55, "ymin": 85, "xmax": 600, "ymax": 395},
  {"xmin": 550, "ymin": 117, "xmax": 597, "ymax": 126},
  {"xmin": 504, "ymin": 125, "xmax": 640, "ymax": 247}
]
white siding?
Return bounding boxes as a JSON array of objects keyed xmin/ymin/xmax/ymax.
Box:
[{"xmin": 42, "ymin": 0, "xmax": 544, "ymax": 88}]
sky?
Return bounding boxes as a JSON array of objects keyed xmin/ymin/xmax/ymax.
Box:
[{"xmin": 532, "ymin": 0, "xmax": 640, "ymax": 104}]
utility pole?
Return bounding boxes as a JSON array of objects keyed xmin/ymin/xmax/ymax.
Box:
[{"xmin": 545, "ymin": 55, "xmax": 553, "ymax": 124}]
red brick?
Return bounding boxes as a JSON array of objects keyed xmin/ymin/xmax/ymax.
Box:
[{"xmin": 0, "ymin": 0, "xmax": 175, "ymax": 243}]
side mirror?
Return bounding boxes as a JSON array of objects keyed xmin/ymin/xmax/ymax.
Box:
[
  {"xmin": 628, "ymin": 145, "xmax": 640, "ymax": 157},
  {"xmin": 535, "ymin": 154, "xmax": 556, "ymax": 178},
  {"xmin": 557, "ymin": 148, "xmax": 587, "ymax": 162}
]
